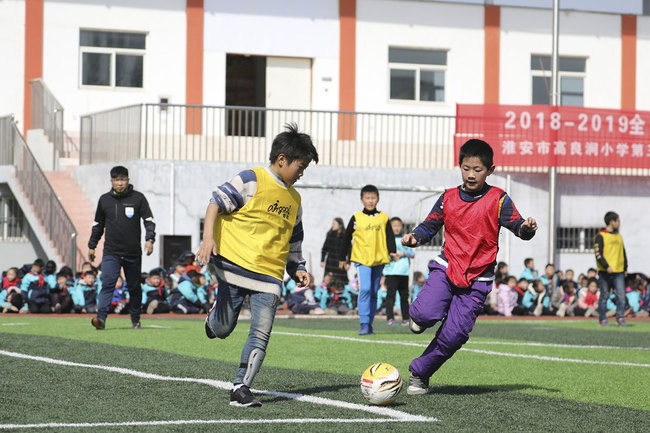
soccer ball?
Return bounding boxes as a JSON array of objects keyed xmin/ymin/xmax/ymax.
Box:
[{"xmin": 360, "ymin": 362, "xmax": 403, "ymax": 405}]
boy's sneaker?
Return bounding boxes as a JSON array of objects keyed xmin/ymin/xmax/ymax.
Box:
[
  {"xmin": 146, "ymin": 300, "xmax": 159, "ymax": 315},
  {"xmin": 230, "ymin": 385, "xmax": 262, "ymax": 407},
  {"xmin": 616, "ymin": 318, "xmax": 628, "ymax": 327},
  {"xmin": 132, "ymin": 321, "xmax": 142, "ymax": 329},
  {"xmin": 599, "ymin": 320, "xmax": 610, "ymax": 327},
  {"xmin": 407, "ymin": 371, "xmax": 430, "ymax": 395},
  {"xmin": 387, "ymin": 319, "xmax": 397, "ymax": 326},
  {"xmin": 91, "ymin": 317, "xmax": 105, "ymax": 330},
  {"xmin": 359, "ymin": 323, "xmax": 374, "ymax": 335},
  {"xmin": 401, "ymin": 320, "xmax": 409, "ymax": 326},
  {"xmin": 409, "ymin": 318, "xmax": 426, "ymax": 334},
  {"xmin": 205, "ymin": 301, "xmax": 217, "ymax": 339}
]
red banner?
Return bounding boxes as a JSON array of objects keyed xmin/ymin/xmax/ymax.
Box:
[{"xmin": 455, "ymin": 104, "xmax": 650, "ymax": 168}]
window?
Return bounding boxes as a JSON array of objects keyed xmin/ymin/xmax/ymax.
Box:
[
  {"xmin": 403, "ymin": 223, "xmax": 444, "ymax": 250},
  {"xmin": 531, "ymin": 55, "xmax": 586, "ymax": 106},
  {"xmin": 389, "ymin": 47, "xmax": 447, "ymax": 102},
  {"xmin": 556, "ymin": 226, "xmax": 599, "ymax": 253},
  {"xmin": 0, "ymin": 197, "xmax": 28, "ymax": 241},
  {"xmin": 80, "ymin": 30, "xmax": 145, "ymax": 88}
]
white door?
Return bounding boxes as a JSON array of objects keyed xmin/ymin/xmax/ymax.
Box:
[{"xmin": 266, "ymin": 57, "xmax": 312, "ymax": 109}]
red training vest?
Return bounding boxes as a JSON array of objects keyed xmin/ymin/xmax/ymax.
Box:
[{"xmin": 442, "ymin": 186, "xmax": 504, "ymax": 288}]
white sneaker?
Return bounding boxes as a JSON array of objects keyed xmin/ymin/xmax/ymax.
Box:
[{"xmin": 407, "ymin": 371, "xmax": 430, "ymax": 395}]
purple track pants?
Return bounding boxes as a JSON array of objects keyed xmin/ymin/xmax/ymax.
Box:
[{"xmin": 409, "ymin": 262, "xmax": 492, "ymax": 378}]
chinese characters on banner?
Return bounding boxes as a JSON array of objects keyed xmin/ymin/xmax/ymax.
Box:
[{"xmin": 454, "ymin": 104, "xmax": 650, "ymax": 169}]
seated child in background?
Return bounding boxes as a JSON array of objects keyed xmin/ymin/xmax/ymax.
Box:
[
  {"xmin": 327, "ymin": 278, "xmax": 354, "ymax": 315},
  {"xmin": 551, "ymin": 279, "xmax": 578, "ymax": 317},
  {"xmin": 142, "ymin": 270, "xmax": 171, "ymax": 314},
  {"xmin": 72, "ymin": 270, "xmax": 98, "ymax": 313},
  {"xmin": 625, "ymin": 277, "xmax": 647, "ymax": 318},
  {"xmin": 21, "ymin": 259, "xmax": 51, "ymax": 314},
  {"xmin": 287, "ymin": 276, "xmax": 323, "ymax": 315},
  {"xmin": 169, "ymin": 269, "xmax": 206, "ymax": 314},
  {"xmin": 109, "ymin": 276, "xmax": 130, "ymax": 314},
  {"xmin": 410, "ymin": 271, "xmax": 425, "ymax": 302},
  {"xmin": 497, "ymin": 275, "xmax": 518, "ymax": 317},
  {"xmin": 522, "ymin": 279, "xmax": 550, "ymax": 316},
  {"xmin": 511, "ymin": 278, "xmax": 530, "ymax": 315},
  {"xmin": 1, "ymin": 267, "xmax": 24, "ymax": 313},
  {"xmin": 315, "ymin": 273, "xmax": 332, "ymax": 310},
  {"xmin": 51, "ymin": 267, "xmax": 74, "ymax": 313},
  {"xmin": 574, "ymin": 277, "xmax": 599, "ymax": 317}
]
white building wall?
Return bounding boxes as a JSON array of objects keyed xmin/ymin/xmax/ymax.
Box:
[
  {"xmin": 203, "ymin": 0, "xmax": 340, "ymax": 111},
  {"xmin": 42, "ymin": 0, "xmax": 187, "ymax": 132},
  {"xmin": 636, "ymin": 15, "xmax": 650, "ymax": 111},
  {"xmin": 356, "ymin": 0, "xmax": 484, "ymax": 115},
  {"xmin": 0, "ymin": 0, "xmax": 25, "ymax": 125},
  {"xmin": 500, "ymin": 8, "xmax": 621, "ymax": 108}
]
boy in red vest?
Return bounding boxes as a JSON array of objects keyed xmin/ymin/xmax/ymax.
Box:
[{"xmin": 402, "ymin": 139, "xmax": 537, "ymax": 395}]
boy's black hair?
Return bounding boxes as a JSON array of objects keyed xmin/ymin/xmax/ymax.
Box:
[
  {"xmin": 586, "ymin": 277, "xmax": 598, "ymax": 286},
  {"xmin": 517, "ymin": 277, "xmax": 528, "ymax": 284},
  {"xmin": 604, "ymin": 211, "xmax": 619, "ymax": 225},
  {"xmin": 413, "ymin": 271, "xmax": 424, "ymax": 280},
  {"xmin": 33, "ymin": 258, "xmax": 45, "ymax": 268},
  {"xmin": 149, "ymin": 269, "xmax": 161, "ymax": 278},
  {"xmin": 458, "ymin": 139, "xmax": 494, "ymax": 168},
  {"xmin": 110, "ymin": 166, "xmax": 129, "ymax": 179},
  {"xmin": 186, "ymin": 270, "xmax": 200, "ymax": 280},
  {"xmin": 59, "ymin": 266, "xmax": 73, "ymax": 278},
  {"xmin": 45, "ymin": 260, "xmax": 57, "ymax": 275},
  {"xmin": 360, "ymin": 184, "xmax": 379, "ymax": 198},
  {"xmin": 524, "ymin": 258, "xmax": 533, "ymax": 266},
  {"xmin": 506, "ymin": 275, "xmax": 517, "ymax": 284},
  {"xmin": 84, "ymin": 270, "xmax": 96, "ymax": 277},
  {"xmin": 390, "ymin": 216, "xmax": 402, "ymax": 224},
  {"xmin": 269, "ymin": 123, "xmax": 319, "ymax": 164}
]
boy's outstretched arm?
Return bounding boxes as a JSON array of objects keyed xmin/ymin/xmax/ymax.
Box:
[{"xmin": 197, "ymin": 203, "xmax": 219, "ymax": 266}]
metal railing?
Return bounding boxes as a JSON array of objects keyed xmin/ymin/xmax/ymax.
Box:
[
  {"xmin": 0, "ymin": 115, "xmax": 82, "ymax": 270},
  {"xmin": 80, "ymin": 104, "xmax": 457, "ymax": 169}
]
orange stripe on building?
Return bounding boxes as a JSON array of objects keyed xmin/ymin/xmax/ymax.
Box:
[
  {"xmin": 484, "ymin": 5, "xmax": 500, "ymax": 104},
  {"xmin": 24, "ymin": 0, "xmax": 44, "ymax": 133},
  {"xmin": 338, "ymin": 0, "xmax": 356, "ymax": 140},
  {"xmin": 186, "ymin": 0, "xmax": 203, "ymax": 134},
  {"xmin": 621, "ymin": 14, "xmax": 636, "ymax": 110}
]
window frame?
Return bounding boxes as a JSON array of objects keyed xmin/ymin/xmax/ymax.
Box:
[
  {"xmin": 388, "ymin": 47, "xmax": 448, "ymax": 104},
  {"xmin": 530, "ymin": 54, "xmax": 587, "ymax": 106},
  {"xmin": 556, "ymin": 226, "xmax": 599, "ymax": 253},
  {"xmin": 0, "ymin": 196, "xmax": 28, "ymax": 242},
  {"xmin": 79, "ymin": 30, "xmax": 147, "ymax": 90}
]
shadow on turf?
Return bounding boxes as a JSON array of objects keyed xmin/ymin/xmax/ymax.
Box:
[{"xmin": 429, "ymin": 383, "xmax": 559, "ymax": 395}]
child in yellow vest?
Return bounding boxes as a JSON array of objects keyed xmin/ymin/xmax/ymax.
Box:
[
  {"xmin": 197, "ymin": 123, "xmax": 318, "ymax": 407},
  {"xmin": 341, "ymin": 185, "xmax": 397, "ymax": 335}
]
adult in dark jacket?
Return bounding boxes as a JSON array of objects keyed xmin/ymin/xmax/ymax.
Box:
[
  {"xmin": 320, "ymin": 217, "xmax": 349, "ymax": 284},
  {"xmin": 88, "ymin": 165, "xmax": 155, "ymax": 330}
]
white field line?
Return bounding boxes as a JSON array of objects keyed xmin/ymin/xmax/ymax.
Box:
[
  {"xmin": 0, "ymin": 350, "xmax": 436, "ymax": 424},
  {"xmin": 273, "ymin": 331, "xmax": 650, "ymax": 367},
  {"xmin": 0, "ymin": 322, "xmax": 30, "ymax": 326},
  {"xmin": 0, "ymin": 418, "xmax": 410, "ymax": 430}
]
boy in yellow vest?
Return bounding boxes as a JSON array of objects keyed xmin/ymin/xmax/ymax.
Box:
[
  {"xmin": 341, "ymin": 185, "xmax": 397, "ymax": 335},
  {"xmin": 196, "ymin": 123, "xmax": 318, "ymax": 407},
  {"xmin": 593, "ymin": 211, "xmax": 628, "ymax": 327}
]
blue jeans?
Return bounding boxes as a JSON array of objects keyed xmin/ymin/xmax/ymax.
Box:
[
  {"xmin": 597, "ymin": 271, "xmax": 625, "ymax": 321},
  {"xmin": 356, "ymin": 263, "xmax": 384, "ymax": 324},
  {"xmin": 99, "ymin": 254, "xmax": 142, "ymax": 322},
  {"xmin": 207, "ymin": 276, "xmax": 278, "ymax": 384}
]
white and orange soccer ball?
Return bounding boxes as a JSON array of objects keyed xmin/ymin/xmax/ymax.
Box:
[{"xmin": 360, "ymin": 362, "xmax": 403, "ymax": 405}]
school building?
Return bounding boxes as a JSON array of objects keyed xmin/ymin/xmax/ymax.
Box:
[{"xmin": 1, "ymin": 0, "xmax": 649, "ymax": 281}]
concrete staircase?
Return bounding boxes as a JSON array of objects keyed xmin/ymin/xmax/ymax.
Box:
[{"xmin": 45, "ymin": 168, "xmax": 102, "ymax": 266}]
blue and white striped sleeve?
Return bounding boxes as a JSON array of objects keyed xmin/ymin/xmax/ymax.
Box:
[
  {"xmin": 209, "ymin": 169, "xmax": 257, "ymax": 214},
  {"xmin": 285, "ymin": 205, "xmax": 307, "ymax": 277}
]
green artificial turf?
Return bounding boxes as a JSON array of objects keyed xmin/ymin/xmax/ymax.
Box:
[{"xmin": 0, "ymin": 316, "xmax": 648, "ymax": 432}]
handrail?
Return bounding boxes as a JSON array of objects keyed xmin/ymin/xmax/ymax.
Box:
[{"xmin": 0, "ymin": 115, "xmax": 85, "ymax": 269}]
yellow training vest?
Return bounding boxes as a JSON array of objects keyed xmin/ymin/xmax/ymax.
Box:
[
  {"xmin": 350, "ymin": 211, "xmax": 390, "ymax": 267},
  {"xmin": 215, "ymin": 167, "xmax": 301, "ymax": 280},
  {"xmin": 595, "ymin": 230, "xmax": 625, "ymax": 273}
]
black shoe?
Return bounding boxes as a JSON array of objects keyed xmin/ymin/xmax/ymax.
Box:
[
  {"xmin": 132, "ymin": 321, "xmax": 142, "ymax": 329},
  {"xmin": 91, "ymin": 317, "xmax": 105, "ymax": 330},
  {"xmin": 229, "ymin": 385, "xmax": 262, "ymax": 407},
  {"xmin": 205, "ymin": 301, "xmax": 217, "ymax": 339}
]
